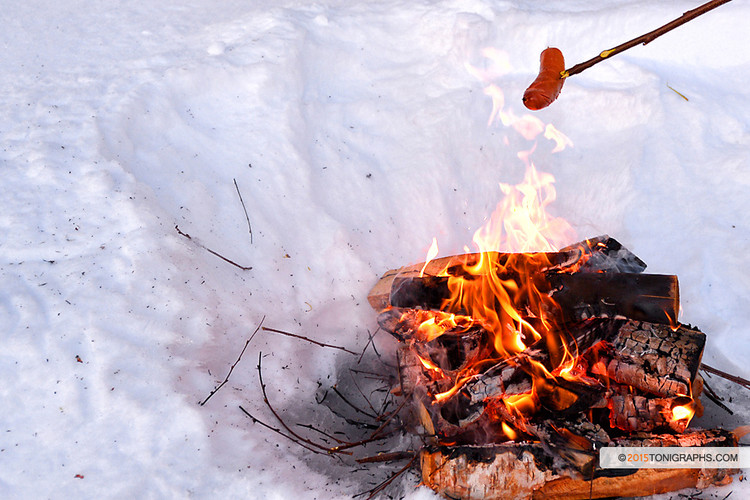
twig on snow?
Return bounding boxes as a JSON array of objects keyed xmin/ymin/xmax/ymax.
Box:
[
  {"xmin": 701, "ymin": 363, "xmax": 750, "ymax": 391},
  {"xmin": 233, "ymin": 178, "xmax": 253, "ymax": 245},
  {"xmin": 239, "ymin": 405, "xmax": 325, "ymax": 455},
  {"xmin": 175, "ymin": 225, "xmax": 252, "ymax": 270},
  {"xmin": 256, "ymin": 352, "xmax": 353, "ymax": 456},
  {"xmin": 355, "ymin": 452, "xmax": 420, "ymax": 500},
  {"xmin": 261, "ymin": 326, "xmax": 358, "ymax": 355},
  {"xmin": 200, "ymin": 316, "xmax": 265, "ymax": 406}
]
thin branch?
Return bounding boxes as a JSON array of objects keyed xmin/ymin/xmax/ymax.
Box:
[
  {"xmin": 175, "ymin": 225, "xmax": 252, "ymax": 270},
  {"xmin": 262, "ymin": 326, "xmax": 358, "ymax": 355},
  {"xmin": 701, "ymin": 363, "xmax": 750, "ymax": 391},
  {"xmin": 355, "ymin": 451, "xmax": 416, "ymax": 464},
  {"xmin": 296, "ymin": 423, "xmax": 349, "ymax": 445},
  {"xmin": 329, "ymin": 396, "xmax": 410, "ymax": 453},
  {"xmin": 239, "ymin": 405, "xmax": 325, "ymax": 455},
  {"xmin": 233, "ymin": 178, "xmax": 253, "ymax": 245},
  {"xmin": 349, "ymin": 372, "xmax": 380, "ymax": 418},
  {"xmin": 357, "ymin": 327, "xmax": 381, "ymax": 364},
  {"xmin": 200, "ymin": 316, "xmax": 265, "ymax": 406},
  {"xmin": 356, "ymin": 452, "xmax": 419, "ymax": 500},
  {"xmin": 564, "ymin": 0, "xmax": 734, "ymax": 78},
  {"xmin": 256, "ymin": 352, "xmax": 353, "ymax": 455},
  {"xmin": 332, "ymin": 385, "xmax": 378, "ymax": 420}
]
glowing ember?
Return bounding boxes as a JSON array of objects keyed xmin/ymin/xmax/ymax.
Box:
[{"xmin": 671, "ymin": 403, "xmax": 695, "ymax": 422}]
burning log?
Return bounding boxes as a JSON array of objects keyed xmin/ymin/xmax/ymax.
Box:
[
  {"xmin": 385, "ymin": 272, "xmax": 678, "ymax": 327},
  {"xmin": 420, "ymin": 428, "xmax": 739, "ymax": 500},
  {"xmin": 368, "ymin": 236, "xmax": 733, "ymax": 498},
  {"xmin": 367, "ymin": 235, "xmax": 645, "ymax": 311}
]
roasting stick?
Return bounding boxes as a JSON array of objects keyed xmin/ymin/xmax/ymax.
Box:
[{"xmin": 523, "ymin": 0, "xmax": 734, "ymax": 110}]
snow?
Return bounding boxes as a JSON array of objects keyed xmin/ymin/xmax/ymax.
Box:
[{"xmin": 1, "ymin": 0, "xmax": 748, "ymax": 498}]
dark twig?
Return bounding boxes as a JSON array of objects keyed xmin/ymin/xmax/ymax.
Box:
[
  {"xmin": 329, "ymin": 396, "xmax": 409, "ymax": 453},
  {"xmin": 239, "ymin": 405, "xmax": 324, "ymax": 455},
  {"xmin": 200, "ymin": 316, "xmax": 265, "ymax": 406},
  {"xmin": 233, "ymin": 178, "xmax": 253, "ymax": 245},
  {"xmin": 349, "ymin": 372, "xmax": 380, "ymax": 418},
  {"xmin": 355, "ymin": 451, "xmax": 416, "ymax": 464},
  {"xmin": 701, "ymin": 363, "xmax": 750, "ymax": 391},
  {"xmin": 332, "ymin": 385, "xmax": 378, "ymax": 420},
  {"xmin": 175, "ymin": 225, "xmax": 252, "ymax": 270},
  {"xmin": 564, "ymin": 0, "xmax": 734, "ymax": 78},
  {"xmin": 355, "ymin": 452, "xmax": 419, "ymax": 499},
  {"xmin": 701, "ymin": 372, "xmax": 735, "ymax": 415},
  {"xmin": 262, "ymin": 326, "xmax": 358, "ymax": 355},
  {"xmin": 296, "ymin": 423, "xmax": 348, "ymax": 445},
  {"xmin": 256, "ymin": 352, "xmax": 353, "ymax": 456},
  {"xmin": 357, "ymin": 327, "xmax": 381, "ymax": 364}
]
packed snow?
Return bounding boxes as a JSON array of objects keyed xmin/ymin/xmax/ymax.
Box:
[{"xmin": 1, "ymin": 0, "xmax": 748, "ymax": 498}]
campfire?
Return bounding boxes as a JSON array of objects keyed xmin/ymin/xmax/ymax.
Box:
[
  {"xmin": 368, "ymin": 234, "xmax": 739, "ymax": 498},
  {"xmin": 364, "ymin": 161, "xmax": 740, "ymax": 498}
]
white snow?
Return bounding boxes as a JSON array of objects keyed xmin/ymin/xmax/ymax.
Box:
[{"xmin": 1, "ymin": 0, "xmax": 748, "ymax": 498}]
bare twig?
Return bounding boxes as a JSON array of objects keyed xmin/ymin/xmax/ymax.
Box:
[
  {"xmin": 701, "ymin": 363, "xmax": 750, "ymax": 391},
  {"xmin": 357, "ymin": 327, "xmax": 381, "ymax": 364},
  {"xmin": 239, "ymin": 405, "xmax": 325, "ymax": 455},
  {"xmin": 175, "ymin": 225, "xmax": 252, "ymax": 270},
  {"xmin": 348, "ymin": 372, "xmax": 380, "ymax": 418},
  {"xmin": 200, "ymin": 316, "xmax": 265, "ymax": 406},
  {"xmin": 256, "ymin": 352, "xmax": 353, "ymax": 456},
  {"xmin": 355, "ymin": 451, "xmax": 416, "ymax": 464},
  {"xmin": 701, "ymin": 375, "xmax": 734, "ymax": 415},
  {"xmin": 233, "ymin": 178, "xmax": 253, "ymax": 245},
  {"xmin": 296, "ymin": 423, "xmax": 348, "ymax": 445},
  {"xmin": 564, "ymin": 0, "xmax": 734, "ymax": 78},
  {"xmin": 355, "ymin": 452, "xmax": 419, "ymax": 499},
  {"xmin": 329, "ymin": 396, "xmax": 409, "ymax": 453},
  {"xmin": 261, "ymin": 326, "xmax": 358, "ymax": 355},
  {"xmin": 332, "ymin": 385, "xmax": 378, "ymax": 420}
]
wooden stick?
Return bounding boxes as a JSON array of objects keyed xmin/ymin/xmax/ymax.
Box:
[
  {"xmin": 239, "ymin": 405, "xmax": 325, "ymax": 455},
  {"xmin": 563, "ymin": 0, "xmax": 734, "ymax": 78},
  {"xmin": 256, "ymin": 352, "xmax": 354, "ymax": 455},
  {"xmin": 233, "ymin": 178, "xmax": 253, "ymax": 245},
  {"xmin": 175, "ymin": 225, "xmax": 252, "ymax": 270},
  {"xmin": 261, "ymin": 326, "xmax": 358, "ymax": 355},
  {"xmin": 701, "ymin": 363, "xmax": 750, "ymax": 390},
  {"xmin": 200, "ymin": 316, "xmax": 265, "ymax": 406}
]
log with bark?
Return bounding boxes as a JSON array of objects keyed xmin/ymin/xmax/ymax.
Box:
[{"xmin": 420, "ymin": 428, "xmax": 739, "ymax": 500}]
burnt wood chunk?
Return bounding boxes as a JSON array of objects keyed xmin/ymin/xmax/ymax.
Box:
[{"xmin": 589, "ymin": 321, "xmax": 705, "ymax": 397}]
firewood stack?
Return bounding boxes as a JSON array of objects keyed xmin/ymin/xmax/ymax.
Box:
[{"xmin": 368, "ymin": 236, "xmax": 739, "ymax": 499}]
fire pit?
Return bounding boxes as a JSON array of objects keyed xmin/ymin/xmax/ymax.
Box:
[{"xmin": 367, "ymin": 235, "xmax": 739, "ymax": 499}]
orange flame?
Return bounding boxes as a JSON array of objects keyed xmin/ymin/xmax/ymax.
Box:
[
  {"xmin": 670, "ymin": 402, "xmax": 696, "ymax": 423},
  {"xmin": 417, "ymin": 354, "xmax": 447, "ymax": 379}
]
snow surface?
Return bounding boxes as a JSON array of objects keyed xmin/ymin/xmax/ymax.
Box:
[{"xmin": 1, "ymin": 0, "xmax": 748, "ymax": 498}]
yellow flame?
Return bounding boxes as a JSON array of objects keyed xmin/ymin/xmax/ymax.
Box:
[
  {"xmin": 502, "ymin": 422, "xmax": 518, "ymax": 441},
  {"xmin": 671, "ymin": 404, "xmax": 694, "ymax": 421},
  {"xmin": 419, "ymin": 237, "xmax": 439, "ymax": 277}
]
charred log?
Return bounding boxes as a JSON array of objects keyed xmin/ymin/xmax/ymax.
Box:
[
  {"xmin": 368, "ymin": 236, "xmax": 645, "ymax": 311},
  {"xmin": 387, "ymin": 272, "xmax": 678, "ymax": 326},
  {"xmin": 587, "ymin": 321, "xmax": 705, "ymax": 397}
]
